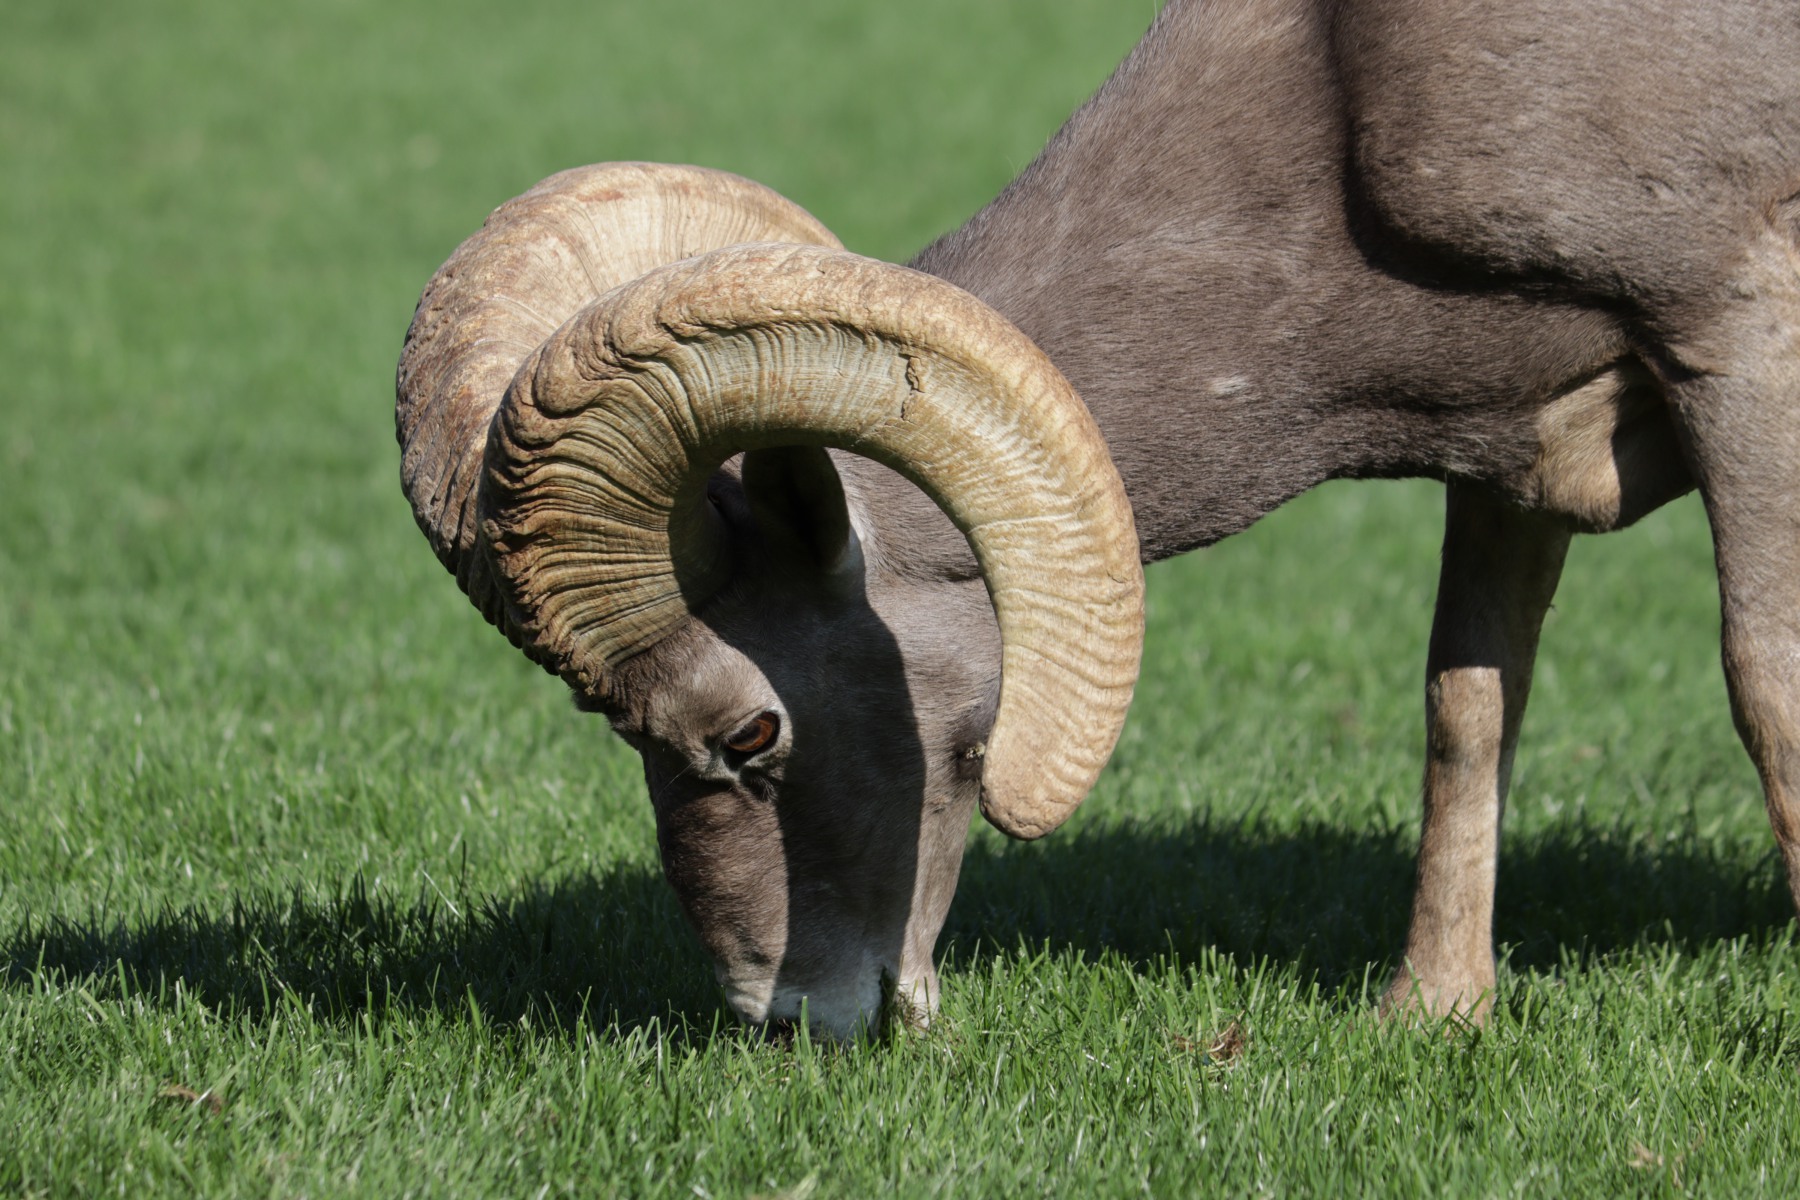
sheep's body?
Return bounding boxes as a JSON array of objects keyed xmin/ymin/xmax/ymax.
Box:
[
  {"xmin": 851, "ymin": 0, "xmax": 1800, "ymax": 1019},
  {"xmin": 912, "ymin": 0, "xmax": 1792, "ymax": 551},
  {"xmin": 403, "ymin": 0, "xmax": 1800, "ymax": 1032}
]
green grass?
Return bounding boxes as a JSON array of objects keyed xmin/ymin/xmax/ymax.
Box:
[{"xmin": 4, "ymin": 0, "xmax": 1799, "ymax": 1194}]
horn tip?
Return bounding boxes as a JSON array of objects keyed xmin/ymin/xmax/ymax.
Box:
[{"xmin": 977, "ymin": 782, "xmax": 1071, "ymax": 842}]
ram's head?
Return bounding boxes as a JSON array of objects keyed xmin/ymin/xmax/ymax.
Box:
[{"xmin": 398, "ymin": 164, "xmax": 1143, "ymax": 1037}]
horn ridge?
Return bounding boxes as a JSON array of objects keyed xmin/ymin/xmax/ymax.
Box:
[
  {"xmin": 484, "ymin": 240, "xmax": 1145, "ymax": 838},
  {"xmin": 396, "ymin": 162, "xmax": 841, "ymax": 648}
]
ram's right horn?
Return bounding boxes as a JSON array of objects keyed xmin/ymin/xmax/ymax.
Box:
[{"xmin": 396, "ymin": 162, "xmax": 1145, "ymax": 840}]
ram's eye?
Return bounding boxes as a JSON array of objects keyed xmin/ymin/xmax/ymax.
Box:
[{"xmin": 723, "ymin": 711, "xmax": 780, "ymax": 756}]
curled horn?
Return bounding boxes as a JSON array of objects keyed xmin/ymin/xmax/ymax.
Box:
[
  {"xmin": 398, "ymin": 163, "xmax": 1144, "ymax": 839},
  {"xmin": 397, "ymin": 163, "xmax": 840, "ymax": 644}
]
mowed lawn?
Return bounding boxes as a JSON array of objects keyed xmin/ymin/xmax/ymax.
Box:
[{"xmin": 4, "ymin": 0, "xmax": 1798, "ymax": 1195}]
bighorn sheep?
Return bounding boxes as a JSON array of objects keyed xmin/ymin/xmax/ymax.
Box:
[{"xmin": 397, "ymin": 0, "xmax": 1800, "ymax": 1035}]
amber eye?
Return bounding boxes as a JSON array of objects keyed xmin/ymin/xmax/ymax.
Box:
[{"xmin": 723, "ymin": 711, "xmax": 780, "ymax": 756}]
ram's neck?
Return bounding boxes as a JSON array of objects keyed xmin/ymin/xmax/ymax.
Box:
[{"xmin": 902, "ymin": 0, "xmax": 1361, "ymax": 564}]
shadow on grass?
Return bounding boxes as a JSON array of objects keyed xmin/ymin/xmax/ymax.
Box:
[
  {"xmin": 2, "ymin": 864, "xmax": 724, "ymax": 1038},
  {"xmin": 4, "ymin": 815, "xmax": 1792, "ymax": 1035},
  {"xmin": 950, "ymin": 814, "xmax": 1794, "ymax": 989}
]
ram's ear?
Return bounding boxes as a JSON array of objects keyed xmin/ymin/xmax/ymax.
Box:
[{"xmin": 741, "ymin": 446, "xmax": 863, "ymax": 581}]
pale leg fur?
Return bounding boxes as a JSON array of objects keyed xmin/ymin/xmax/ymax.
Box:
[
  {"xmin": 1668, "ymin": 226, "xmax": 1800, "ymax": 916},
  {"xmin": 1380, "ymin": 483, "xmax": 1570, "ymax": 1023}
]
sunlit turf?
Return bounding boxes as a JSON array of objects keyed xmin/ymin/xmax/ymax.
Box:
[{"xmin": 4, "ymin": 1, "xmax": 1799, "ymax": 1195}]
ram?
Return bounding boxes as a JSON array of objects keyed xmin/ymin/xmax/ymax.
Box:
[{"xmin": 396, "ymin": 0, "xmax": 1800, "ymax": 1037}]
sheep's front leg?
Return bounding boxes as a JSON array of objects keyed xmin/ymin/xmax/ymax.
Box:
[{"xmin": 1380, "ymin": 483, "xmax": 1569, "ymax": 1023}]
